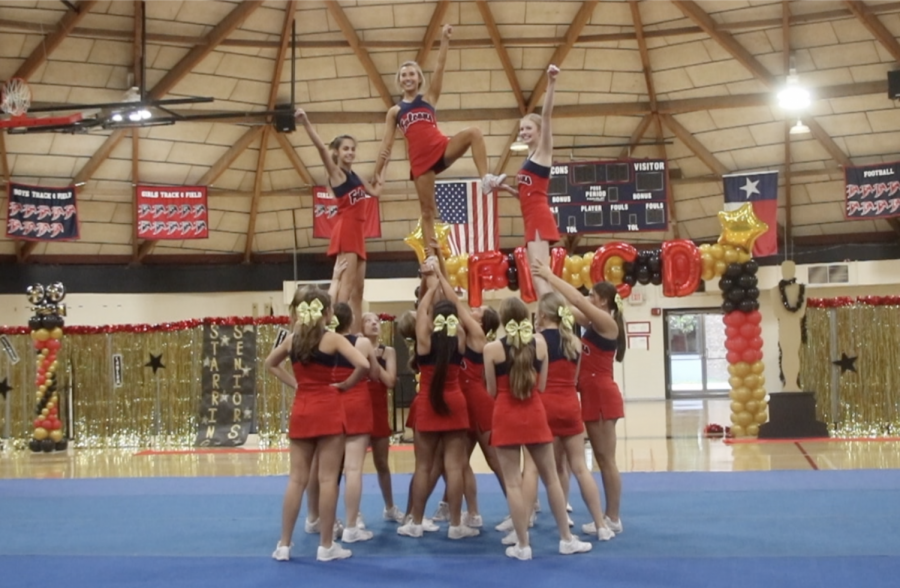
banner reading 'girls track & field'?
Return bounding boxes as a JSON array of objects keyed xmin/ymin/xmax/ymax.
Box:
[
  {"xmin": 136, "ymin": 185, "xmax": 208, "ymax": 240},
  {"xmin": 5, "ymin": 182, "xmax": 79, "ymax": 241},
  {"xmin": 312, "ymin": 185, "xmax": 382, "ymax": 239},
  {"xmin": 844, "ymin": 161, "xmax": 900, "ymax": 219}
]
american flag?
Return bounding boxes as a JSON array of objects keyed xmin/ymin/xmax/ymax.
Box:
[{"xmin": 434, "ymin": 180, "xmax": 498, "ymax": 255}]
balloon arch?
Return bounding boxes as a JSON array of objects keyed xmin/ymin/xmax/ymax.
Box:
[{"xmin": 406, "ymin": 202, "xmax": 771, "ymax": 438}]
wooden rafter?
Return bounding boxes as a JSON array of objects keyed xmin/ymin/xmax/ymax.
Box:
[
  {"xmin": 629, "ymin": 0, "xmax": 676, "ymax": 237},
  {"xmin": 245, "ymin": 128, "xmax": 270, "ymax": 262},
  {"xmin": 13, "ymin": 0, "xmax": 98, "ymax": 80},
  {"xmin": 494, "ymin": 1, "xmax": 598, "ymax": 176},
  {"xmin": 844, "ymin": 0, "xmax": 900, "ymax": 62},
  {"xmin": 476, "ymin": 0, "xmax": 526, "ymax": 115},
  {"xmin": 782, "ymin": 0, "xmax": 792, "ymax": 252},
  {"xmin": 672, "ymin": 0, "xmax": 852, "ymax": 170},
  {"xmin": 618, "ymin": 114, "xmax": 655, "ymax": 158},
  {"xmin": 415, "ymin": 0, "xmax": 450, "ymax": 66},
  {"xmin": 198, "ymin": 127, "xmax": 265, "ymax": 186},
  {"xmin": 73, "ymin": 1, "xmax": 262, "ymax": 187},
  {"xmin": 273, "ymin": 132, "xmax": 314, "ymax": 186},
  {"xmin": 659, "ymin": 114, "xmax": 728, "ymax": 177},
  {"xmin": 246, "ymin": 4, "xmax": 298, "ymax": 261},
  {"xmin": 4, "ymin": 3, "xmax": 900, "ymax": 51},
  {"xmin": 325, "ymin": 1, "xmax": 394, "ymax": 108}
]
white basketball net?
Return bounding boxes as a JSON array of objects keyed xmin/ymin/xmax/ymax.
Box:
[{"xmin": 1, "ymin": 78, "xmax": 32, "ymax": 117}]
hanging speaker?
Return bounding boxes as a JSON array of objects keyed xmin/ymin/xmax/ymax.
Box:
[
  {"xmin": 889, "ymin": 70, "xmax": 900, "ymax": 100},
  {"xmin": 273, "ymin": 104, "xmax": 296, "ymax": 133}
]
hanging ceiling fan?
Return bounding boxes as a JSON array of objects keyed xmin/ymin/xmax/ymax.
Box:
[{"xmin": 0, "ymin": 11, "xmax": 296, "ymax": 135}]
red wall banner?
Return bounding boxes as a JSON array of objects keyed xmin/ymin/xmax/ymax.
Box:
[{"xmin": 136, "ymin": 186, "xmax": 208, "ymax": 240}]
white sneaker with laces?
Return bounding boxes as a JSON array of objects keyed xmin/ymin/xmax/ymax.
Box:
[
  {"xmin": 432, "ymin": 501, "xmax": 450, "ymax": 522},
  {"xmin": 463, "ymin": 512, "xmax": 483, "ymax": 528},
  {"xmin": 605, "ymin": 516, "xmax": 623, "ymax": 534},
  {"xmin": 272, "ymin": 542, "xmax": 291, "ymax": 561},
  {"xmin": 582, "ymin": 521, "xmax": 597, "ymax": 535},
  {"xmin": 495, "ymin": 515, "xmax": 514, "ymax": 532},
  {"xmin": 355, "ymin": 513, "xmax": 366, "ymax": 530},
  {"xmin": 422, "ymin": 517, "xmax": 440, "ymax": 532},
  {"xmin": 341, "ymin": 526, "xmax": 374, "ymax": 543},
  {"xmin": 566, "ymin": 502, "xmax": 573, "ymax": 513},
  {"xmin": 333, "ymin": 519, "xmax": 345, "ymax": 538},
  {"xmin": 448, "ymin": 524, "xmax": 480, "ymax": 540},
  {"xmin": 567, "ymin": 515, "xmax": 574, "ymax": 527},
  {"xmin": 383, "ymin": 506, "xmax": 405, "ymax": 523},
  {"xmin": 506, "ymin": 544, "xmax": 533, "ymax": 561},
  {"xmin": 501, "ymin": 530, "xmax": 519, "ymax": 545},
  {"xmin": 559, "ymin": 536, "xmax": 593, "ymax": 555},
  {"xmin": 316, "ymin": 542, "xmax": 352, "ymax": 561},
  {"xmin": 397, "ymin": 521, "xmax": 424, "ymax": 538},
  {"xmin": 597, "ymin": 526, "xmax": 615, "ymax": 541}
]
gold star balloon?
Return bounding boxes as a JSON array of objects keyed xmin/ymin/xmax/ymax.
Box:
[
  {"xmin": 717, "ymin": 203, "xmax": 769, "ymax": 253},
  {"xmin": 404, "ymin": 218, "xmax": 453, "ymax": 263}
]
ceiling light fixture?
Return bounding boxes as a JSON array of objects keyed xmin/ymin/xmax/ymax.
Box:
[
  {"xmin": 789, "ymin": 119, "xmax": 809, "ymax": 135},
  {"xmin": 778, "ymin": 68, "xmax": 811, "ymax": 111}
]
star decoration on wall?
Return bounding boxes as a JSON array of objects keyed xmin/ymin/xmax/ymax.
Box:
[
  {"xmin": 740, "ymin": 177, "xmax": 760, "ymax": 199},
  {"xmin": 240, "ymin": 366, "xmax": 253, "ymax": 377},
  {"xmin": 145, "ymin": 353, "xmax": 166, "ymax": 374},
  {"xmin": 202, "ymin": 357, "xmax": 211, "ymax": 368},
  {"xmin": 832, "ymin": 353, "xmax": 857, "ymax": 374},
  {"xmin": 0, "ymin": 378, "xmax": 12, "ymax": 400},
  {"xmin": 220, "ymin": 335, "xmax": 231, "ymax": 346}
]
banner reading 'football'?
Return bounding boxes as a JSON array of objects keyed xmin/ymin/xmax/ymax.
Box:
[
  {"xmin": 5, "ymin": 182, "xmax": 79, "ymax": 241},
  {"xmin": 136, "ymin": 185, "xmax": 208, "ymax": 239},
  {"xmin": 844, "ymin": 162, "xmax": 900, "ymax": 219}
]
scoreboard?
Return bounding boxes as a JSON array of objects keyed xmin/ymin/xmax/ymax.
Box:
[{"xmin": 548, "ymin": 159, "xmax": 669, "ymax": 234}]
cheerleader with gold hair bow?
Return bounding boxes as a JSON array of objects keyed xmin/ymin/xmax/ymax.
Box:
[
  {"xmin": 397, "ymin": 263, "xmax": 479, "ymax": 541},
  {"xmin": 265, "ymin": 286, "xmax": 369, "ymax": 564},
  {"xmin": 483, "ymin": 296, "xmax": 592, "ymax": 561}
]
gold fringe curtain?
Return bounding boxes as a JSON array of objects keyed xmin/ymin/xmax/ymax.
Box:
[
  {"xmin": 0, "ymin": 321, "xmax": 296, "ymax": 449},
  {"xmin": 800, "ymin": 302, "xmax": 900, "ymax": 437}
]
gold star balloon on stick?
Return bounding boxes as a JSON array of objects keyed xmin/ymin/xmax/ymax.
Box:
[
  {"xmin": 717, "ymin": 203, "xmax": 769, "ymax": 253},
  {"xmin": 404, "ymin": 218, "xmax": 453, "ymax": 263}
]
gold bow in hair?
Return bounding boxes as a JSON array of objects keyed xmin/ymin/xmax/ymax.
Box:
[
  {"xmin": 485, "ymin": 329, "xmax": 497, "ymax": 342},
  {"xmin": 297, "ymin": 299, "xmax": 324, "ymax": 325},
  {"xmin": 433, "ymin": 314, "xmax": 459, "ymax": 336},
  {"xmin": 505, "ymin": 319, "xmax": 534, "ymax": 347},
  {"xmin": 557, "ymin": 306, "xmax": 575, "ymax": 330},
  {"xmin": 326, "ymin": 315, "xmax": 340, "ymax": 332},
  {"xmin": 614, "ymin": 293, "xmax": 625, "ymax": 313}
]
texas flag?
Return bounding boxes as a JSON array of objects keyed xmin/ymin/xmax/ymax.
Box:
[{"xmin": 723, "ymin": 171, "xmax": 778, "ymax": 257}]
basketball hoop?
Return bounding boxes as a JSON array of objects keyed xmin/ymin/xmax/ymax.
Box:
[{"xmin": 1, "ymin": 78, "xmax": 32, "ymax": 117}]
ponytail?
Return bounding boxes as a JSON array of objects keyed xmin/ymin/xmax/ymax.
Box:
[
  {"xmin": 500, "ymin": 297, "xmax": 536, "ymax": 400},
  {"xmin": 538, "ymin": 292, "xmax": 580, "ymax": 361},
  {"xmin": 427, "ymin": 300, "xmax": 459, "ymax": 415},
  {"xmin": 290, "ymin": 288, "xmax": 332, "ymax": 364}
]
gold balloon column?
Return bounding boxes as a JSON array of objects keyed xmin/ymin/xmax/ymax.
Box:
[
  {"xmin": 26, "ymin": 282, "xmax": 68, "ymax": 453},
  {"xmin": 714, "ymin": 204, "xmax": 770, "ymax": 438}
]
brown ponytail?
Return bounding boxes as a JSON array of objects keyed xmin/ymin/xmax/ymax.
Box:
[
  {"xmin": 592, "ymin": 281, "xmax": 626, "ymax": 362},
  {"xmin": 499, "ymin": 297, "xmax": 536, "ymax": 400}
]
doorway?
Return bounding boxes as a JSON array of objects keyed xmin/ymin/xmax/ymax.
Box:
[{"xmin": 664, "ymin": 310, "xmax": 730, "ymax": 398}]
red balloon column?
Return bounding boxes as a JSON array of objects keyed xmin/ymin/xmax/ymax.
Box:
[
  {"xmin": 26, "ymin": 282, "xmax": 68, "ymax": 453},
  {"xmin": 718, "ymin": 261, "xmax": 768, "ymax": 437}
]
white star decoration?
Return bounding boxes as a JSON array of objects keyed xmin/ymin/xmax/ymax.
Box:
[
  {"xmin": 740, "ymin": 177, "xmax": 760, "ymax": 199},
  {"xmin": 219, "ymin": 393, "xmax": 230, "ymax": 403},
  {"xmin": 202, "ymin": 357, "xmax": 210, "ymax": 368},
  {"xmin": 220, "ymin": 335, "xmax": 231, "ymax": 346},
  {"xmin": 240, "ymin": 366, "xmax": 252, "ymax": 377}
]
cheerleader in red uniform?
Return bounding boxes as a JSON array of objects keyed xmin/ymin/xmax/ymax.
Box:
[
  {"xmin": 265, "ymin": 287, "xmax": 369, "ymax": 563},
  {"xmin": 533, "ymin": 262, "xmax": 627, "ymax": 536},
  {"xmin": 428, "ymin": 267, "xmax": 503, "ymax": 527},
  {"xmin": 361, "ymin": 312, "xmax": 405, "ymax": 524},
  {"xmin": 484, "ymin": 296, "xmax": 592, "ymax": 560},
  {"xmin": 535, "ymin": 292, "xmax": 614, "ymax": 541},
  {"xmin": 296, "ymin": 108, "xmax": 383, "ymax": 332},
  {"xmin": 330, "ymin": 303, "xmax": 380, "ymax": 543},
  {"xmin": 498, "ymin": 65, "xmax": 561, "ymax": 297},
  {"xmin": 397, "ymin": 270, "xmax": 479, "ymax": 540},
  {"xmin": 373, "ymin": 24, "xmax": 506, "ymax": 264}
]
